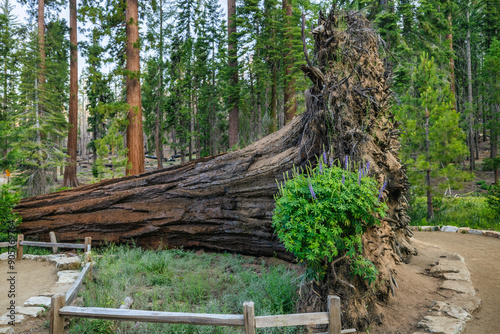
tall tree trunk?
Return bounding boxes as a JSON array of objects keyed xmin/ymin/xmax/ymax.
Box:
[
  {"xmin": 425, "ymin": 108, "xmax": 434, "ymax": 218},
  {"xmin": 269, "ymin": 66, "xmax": 277, "ymax": 133},
  {"xmin": 63, "ymin": 0, "xmax": 80, "ymax": 188},
  {"xmin": 283, "ymin": 0, "xmax": 296, "ymax": 123},
  {"xmin": 466, "ymin": 9, "xmax": 475, "ymax": 171},
  {"xmin": 125, "ymin": 0, "xmax": 145, "ymax": 175},
  {"xmin": 38, "ymin": 0, "xmax": 45, "ymax": 116},
  {"xmin": 155, "ymin": 0, "xmax": 164, "ymax": 170},
  {"xmin": 228, "ymin": 0, "xmax": 239, "ymax": 148},
  {"xmin": 446, "ymin": 12, "xmax": 456, "ymax": 108}
]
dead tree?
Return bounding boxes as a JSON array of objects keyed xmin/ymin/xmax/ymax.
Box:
[{"xmin": 17, "ymin": 6, "xmax": 415, "ymax": 330}]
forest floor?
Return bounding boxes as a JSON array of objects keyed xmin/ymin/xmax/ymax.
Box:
[{"xmin": 3, "ymin": 233, "xmax": 498, "ymax": 333}]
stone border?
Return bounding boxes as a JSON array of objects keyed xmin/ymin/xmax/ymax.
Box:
[
  {"xmin": 410, "ymin": 225, "xmax": 500, "ymax": 238},
  {"xmin": 411, "ymin": 249, "xmax": 481, "ymax": 334},
  {"xmin": 0, "ymin": 253, "xmax": 84, "ymax": 333}
]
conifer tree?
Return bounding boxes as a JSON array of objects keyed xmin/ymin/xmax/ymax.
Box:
[
  {"xmin": 396, "ymin": 54, "xmax": 468, "ymax": 218},
  {"xmin": 63, "ymin": 0, "xmax": 79, "ymax": 187},
  {"xmin": 0, "ymin": 0, "xmax": 20, "ymax": 170}
]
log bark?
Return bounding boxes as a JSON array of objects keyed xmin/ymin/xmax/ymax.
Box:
[{"xmin": 17, "ymin": 114, "xmax": 319, "ymax": 260}]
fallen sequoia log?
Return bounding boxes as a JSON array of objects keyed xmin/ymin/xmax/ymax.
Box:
[{"xmin": 17, "ymin": 6, "xmax": 416, "ymax": 330}]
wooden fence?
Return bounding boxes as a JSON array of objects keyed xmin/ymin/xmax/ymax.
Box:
[
  {"xmin": 0, "ymin": 232, "xmax": 91, "ymax": 261},
  {"xmin": 51, "ymin": 293, "xmax": 356, "ymax": 334}
]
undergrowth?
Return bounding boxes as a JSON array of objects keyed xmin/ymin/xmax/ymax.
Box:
[
  {"xmin": 69, "ymin": 246, "xmax": 303, "ymax": 334},
  {"xmin": 409, "ymin": 195, "xmax": 500, "ymax": 231}
]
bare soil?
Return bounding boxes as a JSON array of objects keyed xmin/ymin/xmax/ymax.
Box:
[
  {"xmin": 0, "ymin": 260, "xmax": 58, "ymax": 312},
  {"xmin": 414, "ymin": 231, "xmax": 500, "ymax": 334},
  {"xmin": 362, "ymin": 238, "xmax": 445, "ymax": 334}
]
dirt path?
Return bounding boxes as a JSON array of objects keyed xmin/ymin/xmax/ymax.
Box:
[
  {"xmin": 414, "ymin": 231, "xmax": 500, "ymax": 333},
  {"xmin": 0, "ymin": 260, "xmax": 58, "ymax": 311}
]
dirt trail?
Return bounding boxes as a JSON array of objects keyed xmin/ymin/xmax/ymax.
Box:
[
  {"xmin": 414, "ymin": 231, "xmax": 500, "ymax": 333},
  {"xmin": 0, "ymin": 260, "xmax": 58, "ymax": 311}
]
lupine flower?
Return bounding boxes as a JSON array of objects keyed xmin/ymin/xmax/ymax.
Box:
[
  {"xmin": 378, "ymin": 180, "xmax": 388, "ymax": 201},
  {"xmin": 308, "ymin": 182, "xmax": 317, "ymax": 200},
  {"xmin": 358, "ymin": 169, "xmax": 362, "ymax": 185},
  {"xmin": 341, "ymin": 174, "xmax": 345, "ymax": 185},
  {"xmin": 329, "ymin": 157, "xmax": 334, "ymax": 168},
  {"xmin": 344, "ymin": 156, "xmax": 349, "ymax": 170},
  {"xmin": 323, "ymin": 151, "xmax": 328, "ymax": 165},
  {"xmin": 364, "ymin": 161, "xmax": 370, "ymax": 176},
  {"xmin": 319, "ymin": 161, "xmax": 323, "ymax": 174}
]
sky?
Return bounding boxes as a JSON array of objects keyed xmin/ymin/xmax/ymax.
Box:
[{"xmin": 10, "ymin": 0, "xmax": 229, "ymax": 76}]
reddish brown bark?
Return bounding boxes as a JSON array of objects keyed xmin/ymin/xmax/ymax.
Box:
[
  {"xmin": 63, "ymin": 0, "xmax": 79, "ymax": 188},
  {"xmin": 228, "ymin": 0, "xmax": 239, "ymax": 148},
  {"xmin": 125, "ymin": 0, "xmax": 145, "ymax": 175},
  {"xmin": 283, "ymin": 0, "xmax": 297, "ymax": 123}
]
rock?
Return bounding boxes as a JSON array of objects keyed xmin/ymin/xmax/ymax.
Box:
[
  {"xmin": 56, "ymin": 270, "xmax": 80, "ymax": 284},
  {"xmin": 483, "ymin": 231, "xmax": 500, "ymax": 238},
  {"xmin": 430, "ymin": 259, "xmax": 464, "ymax": 275},
  {"xmin": 440, "ymin": 280, "xmax": 476, "ymax": 295},
  {"xmin": 0, "ymin": 313, "xmax": 24, "ymax": 325},
  {"xmin": 429, "ymin": 301, "xmax": 471, "ymax": 321},
  {"xmin": 0, "ymin": 327, "xmax": 14, "ymax": 334},
  {"xmin": 468, "ymin": 229, "xmax": 483, "ymax": 235},
  {"xmin": 0, "ymin": 252, "xmax": 11, "ymax": 261},
  {"xmin": 457, "ymin": 227, "xmax": 470, "ymax": 234},
  {"xmin": 53, "ymin": 257, "xmax": 81, "ymax": 270},
  {"xmin": 15, "ymin": 306, "xmax": 45, "ymax": 317},
  {"xmin": 23, "ymin": 296, "xmax": 51, "ymax": 307},
  {"xmin": 442, "ymin": 271, "xmax": 472, "ymax": 282},
  {"xmin": 419, "ymin": 226, "xmax": 433, "ymax": 231},
  {"xmin": 45, "ymin": 254, "xmax": 67, "ymax": 262},
  {"xmin": 441, "ymin": 225, "xmax": 458, "ymax": 233},
  {"xmin": 417, "ymin": 315, "xmax": 464, "ymax": 334},
  {"xmin": 22, "ymin": 254, "xmax": 42, "ymax": 261},
  {"xmin": 449, "ymin": 294, "xmax": 482, "ymax": 314}
]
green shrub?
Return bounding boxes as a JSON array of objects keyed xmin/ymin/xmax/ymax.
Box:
[
  {"xmin": 487, "ymin": 185, "xmax": 500, "ymax": 217},
  {"xmin": 272, "ymin": 158, "xmax": 387, "ymax": 284},
  {"xmin": 409, "ymin": 195, "xmax": 499, "ymax": 231},
  {"xmin": 0, "ymin": 184, "xmax": 21, "ymax": 242}
]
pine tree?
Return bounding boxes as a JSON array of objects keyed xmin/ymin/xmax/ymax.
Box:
[
  {"xmin": 0, "ymin": 0, "xmax": 20, "ymax": 171},
  {"xmin": 396, "ymin": 53, "xmax": 468, "ymax": 218},
  {"xmin": 62, "ymin": 0, "xmax": 79, "ymax": 187}
]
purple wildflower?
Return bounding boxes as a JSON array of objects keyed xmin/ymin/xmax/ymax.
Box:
[
  {"xmin": 323, "ymin": 151, "xmax": 328, "ymax": 165},
  {"xmin": 342, "ymin": 174, "xmax": 345, "ymax": 185},
  {"xmin": 308, "ymin": 182, "xmax": 317, "ymax": 200},
  {"xmin": 358, "ymin": 169, "xmax": 362, "ymax": 185},
  {"xmin": 344, "ymin": 156, "xmax": 349, "ymax": 170},
  {"xmin": 319, "ymin": 161, "xmax": 323, "ymax": 174},
  {"xmin": 365, "ymin": 161, "xmax": 370, "ymax": 176},
  {"xmin": 378, "ymin": 180, "xmax": 388, "ymax": 201},
  {"xmin": 329, "ymin": 157, "xmax": 334, "ymax": 167}
]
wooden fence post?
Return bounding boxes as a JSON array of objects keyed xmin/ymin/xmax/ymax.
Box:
[
  {"xmin": 243, "ymin": 301, "xmax": 256, "ymax": 334},
  {"xmin": 50, "ymin": 293, "xmax": 66, "ymax": 334},
  {"xmin": 328, "ymin": 295, "xmax": 341, "ymax": 334},
  {"xmin": 49, "ymin": 231, "xmax": 58, "ymax": 253},
  {"xmin": 84, "ymin": 237, "xmax": 92, "ymax": 263},
  {"xmin": 16, "ymin": 234, "xmax": 23, "ymax": 261}
]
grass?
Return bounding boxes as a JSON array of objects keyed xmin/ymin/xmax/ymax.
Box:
[
  {"xmin": 408, "ymin": 195, "xmax": 500, "ymax": 231},
  {"xmin": 69, "ymin": 246, "xmax": 304, "ymax": 334}
]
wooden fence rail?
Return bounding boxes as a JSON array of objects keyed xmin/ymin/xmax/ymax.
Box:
[
  {"xmin": 13, "ymin": 233, "xmax": 91, "ymax": 261},
  {"xmin": 51, "ymin": 294, "xmax": 356, "ymax": 334}
]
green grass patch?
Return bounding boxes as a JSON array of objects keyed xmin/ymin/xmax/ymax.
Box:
[
  {"xmin": 69, "ymin": 246, "xmax": 304, "ymax": 334},
  {"xmin": 409, "ymin": 196, "xmax": 500, "ymax": 231}
]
